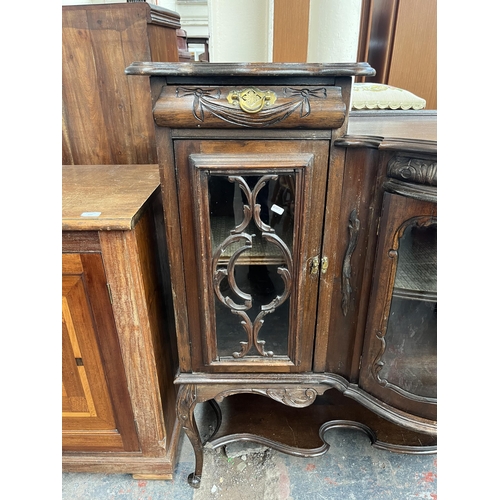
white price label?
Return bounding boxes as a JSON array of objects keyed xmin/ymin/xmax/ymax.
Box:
[{"xmin": 80, "ymin": 212, "xmax": 101, "ymax": 217}]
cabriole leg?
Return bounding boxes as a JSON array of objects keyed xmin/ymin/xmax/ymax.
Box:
[{"xmin": 176, "ymin": 384, "xmax": 203, "ymax": 488}]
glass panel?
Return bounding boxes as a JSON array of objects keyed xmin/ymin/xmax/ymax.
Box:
[
  {"xmin": 378, "ymin": 220, "xmax": 437, "ymax": 399},
  {"xmin": 208, "ymin": 174, "xmax": 295, "ymax": 359}
]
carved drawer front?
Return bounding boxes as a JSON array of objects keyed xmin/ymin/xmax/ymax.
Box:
[{"xmin": 153, "ymin": 85, "xmax": 346, "ymax": 129}]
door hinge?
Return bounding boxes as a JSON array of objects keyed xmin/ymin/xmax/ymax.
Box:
[
  {"xmin": 376, "ymin": 217, "xmax": 381, "ymax": 236},
  {"xmin": 107, "ymin": 283, "xmax": 113, "ymax": 304},
  {"xmin": 359, "ymin": 355, "xmax": 363, "ymax": 371}
]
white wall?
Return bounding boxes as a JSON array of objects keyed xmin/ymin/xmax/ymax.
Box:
[
  {"xmin": 208, "ymin": 0, "xmax": 361, "ymax": 63},
  {"xmin": 208, "ymin": 0, "xmax": 273, "ymax": 62},
  {"xmin": 307, "ymin": 0, "xmax": 361, "ymax": 63}
]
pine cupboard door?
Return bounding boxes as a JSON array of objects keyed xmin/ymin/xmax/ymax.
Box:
[
  {"xmin": 62, "ymin": 253, "xmax": 139, "ymax": 452},
  {"xmin": 359, "ymin": 193, "xmax": 437, "ymax": 421},
  {"xmin": 174, "ymin": 140, "xmax": 330, "ymax": 373}
]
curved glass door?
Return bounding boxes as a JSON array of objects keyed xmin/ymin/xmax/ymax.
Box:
[{"xmin": 375, "ymin": 219, "xmax": 437, "ymax": 401}]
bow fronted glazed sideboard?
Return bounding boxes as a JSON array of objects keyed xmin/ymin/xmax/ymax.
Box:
[{"xmin": 119, "ymin": 63, "xmax": 437, "ymax": 487}]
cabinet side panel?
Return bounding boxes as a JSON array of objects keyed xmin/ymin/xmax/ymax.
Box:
[
  {"xmin": 62, "ymin": 5, "xmax": 170, "ymax": 165},
  {"xmin": 148, "ymin": 24, "xmax": 180, "ymax": 62},
  {"xmin": 155, "ymin": 127, "xmax": 193, "ymax": 372},
  {"xmin": 62, "ymin": 8, "xmax": 112, "ymax": 165},
  {"xmin": 99, "ymin": 228, "xmax": 168, "ymax": 457},
  {"xmin": 132, "ymin": 190, "xmax": 180, "ymax": 452}
]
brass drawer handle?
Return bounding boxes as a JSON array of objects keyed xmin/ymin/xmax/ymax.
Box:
[{"xmin": 227, "ymin": 87, "xmax": 277, "ymax": 113}]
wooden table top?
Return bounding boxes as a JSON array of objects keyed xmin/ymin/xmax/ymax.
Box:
[{"xmin": 62, "ymin": 164, "xmax": 160, "ymax": 231}]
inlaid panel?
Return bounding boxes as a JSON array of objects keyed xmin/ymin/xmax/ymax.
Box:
[{"xmin": 62, "ymin": 253, "xmax": 139, "ymax": 451}]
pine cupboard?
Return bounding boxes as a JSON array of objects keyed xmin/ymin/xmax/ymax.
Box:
[
  {"xmin": 125, "ymin": 62, "xmax": 437, "ymax": 487},
  {"xmin": 62, "ymin": 165, "xmax": 180, "ymax": 478}
]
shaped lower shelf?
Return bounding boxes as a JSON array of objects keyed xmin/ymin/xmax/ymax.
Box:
[{"xmin": 204, "ymin": 388, "xmax": 436, "ymax": 456}]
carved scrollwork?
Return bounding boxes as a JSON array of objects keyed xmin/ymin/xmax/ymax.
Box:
[
  {"xmin": 265, "ymin": 388, "xmax": 318, "ymax": 407},
  {"xmin": 212, "ymin": 175, "xmax": 293, "ymax": 359},
  {"xmin": 176, "ymin": 86, "xmax": 327, "ymax": 127},
  {"xmin": 387, "ymin": 156, "xmax": 437, "ymax": 186},
  {"xmin": 341, "ymin": 209, "xmax": 360, "ymax": 316},
  {"xmin": 176, "ymin": 384, "xmax": 204, "ymax": 487},
  {"xmin": 214, "ymin": 387, "xmax": 319, "ymax": 408}
]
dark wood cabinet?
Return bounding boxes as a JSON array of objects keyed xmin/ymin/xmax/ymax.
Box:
[
  {"xmin": 125, "ymin": 63, "xmax": 437, "ymax": 487},
  {"xmin": 62, "ymin": 165, "xmax": 180, "ymax": 479}
]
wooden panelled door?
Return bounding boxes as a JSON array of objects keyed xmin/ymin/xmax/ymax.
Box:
[{"xmin": 62, "ymin": 253, "xmax": 139, "ymax": 452}]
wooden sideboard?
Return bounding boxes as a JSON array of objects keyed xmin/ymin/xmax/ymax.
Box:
[
  {"xmin": 124, "ymin": 62, "xmax": 437, "ymax": 487},
  {"xmin": 62, "ymin": 3, "xmax": 181, "ymax": 165},
  {"xmin": 62, "ymin": 165, "xmax": 180, "ymax": 478}
]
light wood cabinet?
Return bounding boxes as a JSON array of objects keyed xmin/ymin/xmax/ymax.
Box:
[
  {"xmin": 62, "ymin": 165, "xmax": 180, "ymax": 478},
  {"xmin": 125, "ymin": 62, "xmax": 438, "ymax": 488},
  {"xmin": 62, "ymin": 3, "xmax": 181, "ymax": 165}
]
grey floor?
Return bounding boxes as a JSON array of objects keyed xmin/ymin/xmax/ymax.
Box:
[{"xmin": 62, "ymin": 426, "xmax": 437, "ymax": 499}]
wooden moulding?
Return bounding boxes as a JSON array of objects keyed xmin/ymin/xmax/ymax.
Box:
[
  {"xmin": 125, "ymin": 62, "xmax": 376, "ymax": 78},
  {"xmin": 153, "ymin": 85, "xmax": 346, "ymax": 129},
  {"xmin": 176, "ymin": 372, "xmax": 436, "ymax": 436}
]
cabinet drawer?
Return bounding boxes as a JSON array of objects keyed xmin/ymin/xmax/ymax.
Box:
[{"xmin": 153, "ymin": 85, "xmax": 346, "ymax": 129}]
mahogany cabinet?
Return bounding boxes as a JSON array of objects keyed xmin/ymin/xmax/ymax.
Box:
[
  {"xmin": 124, "ymin": 62, "xmax": 437, "ymax": 487},
  {"xmin": 62, "ymin": 165, "xmax": 180, "ymax": 478}
]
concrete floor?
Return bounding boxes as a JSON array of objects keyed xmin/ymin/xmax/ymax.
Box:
[{"xmin": 62, "ymin": 426, "xmax": 437, "ymax": 499}]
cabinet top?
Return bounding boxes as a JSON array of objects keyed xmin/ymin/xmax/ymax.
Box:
[
  {"xmin": 62, "ymin": 3, "xmax": 181, "ymax": 29},
  {"xmin": 62, "ymin": 165, "xmax": 160, "ymax": 232},
  {"xmin": 125, "ymin": 62, "xmax": 376, "ymax": 78}
]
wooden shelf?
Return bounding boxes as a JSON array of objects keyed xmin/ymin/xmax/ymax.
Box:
[
  {"xmin": 394, "ymin": 226, "xmax": 436, "ymax": 302},
  {"xmin": 211, "ymin": 216, "xmax": 293, "ymax": 266},
  {"xmin": 206, "ymin": 389, "xmax": 436, "ymax": 455}
]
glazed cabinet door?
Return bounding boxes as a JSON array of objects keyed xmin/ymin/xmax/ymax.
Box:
[
  {"xmin": 359, "ymin": 193, "xmax": 437, "ymax": 421},
  {"xmin": 174, "ymin": 140, "xmax": 330, "ymax": 373},
  {"xmin": 62, "ymin": 253, "xmax": 139, "ymax": 451}
]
